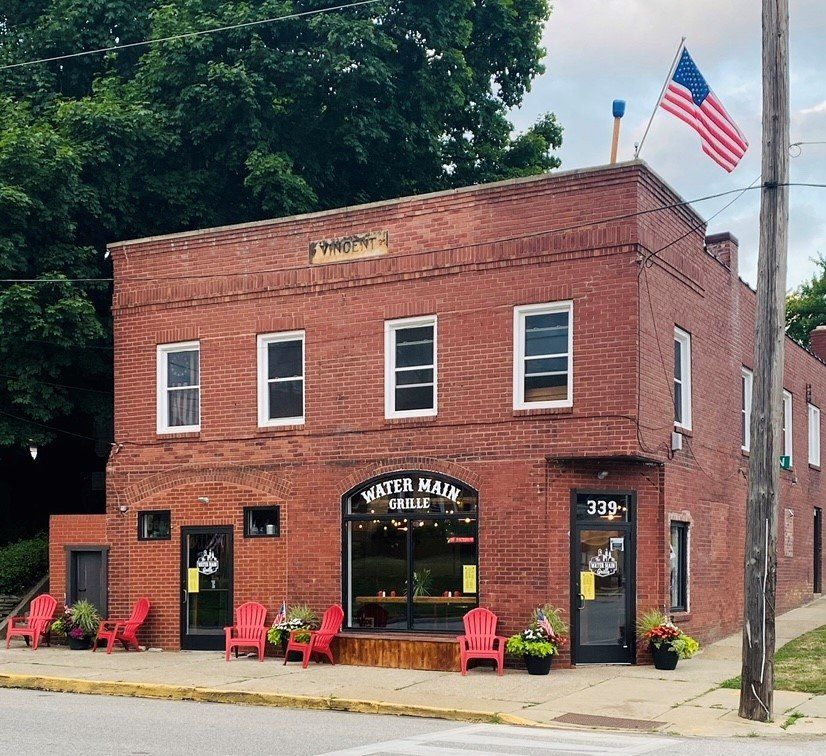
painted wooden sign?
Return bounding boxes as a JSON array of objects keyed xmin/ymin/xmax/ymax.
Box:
[{"xmin": 309, "ymin": 230, "xmax": 389, "ymax": 265}]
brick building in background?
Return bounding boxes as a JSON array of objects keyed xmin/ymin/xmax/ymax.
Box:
[{"xmin": 50, "ymin": 161, "xmax": 825, "ymax": 669}]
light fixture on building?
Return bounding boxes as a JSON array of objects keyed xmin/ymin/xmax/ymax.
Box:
[
  {"xmin": 28, "ymin": 442, "xmax": 38, "ymax": 461},
  {"xmin": 197, "ymin": 496, "xmax": 210, "ymax": 505},
  {"xmin": 597, "ymin": 470, "xmax": 609, "ymax": 480},
  {"xmin": 118, "ymin": 505, "xmax": 129, "ymax": 514}
]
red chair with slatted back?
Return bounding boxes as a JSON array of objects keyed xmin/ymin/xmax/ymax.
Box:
[
  {"xmin": 225, "ymin": 602, "xmax": 268, "ymax": 661},
  {"xmin": 94, "ymin": 598, "xmax": 150, "ymax": 653},
  {"xmin": 284, "ymin": 604, "xmax": 344, "ymax": 669},
  {"xmin": 5, "ymin": 594, "xmax": 57, "ymax": 650},
  {"xmin": 456, "ymin": 607, "xmax": 506, "ymax": 676}
]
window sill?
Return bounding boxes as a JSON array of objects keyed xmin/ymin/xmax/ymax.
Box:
[
  {"xmin": 670, "ymin": 610, "xmax": 691, "ymax": 623},
  {"xmin": 513, "ymin": 406, "xmax": 574, "ymax": 418},
  {"xmin": 256, "ymin": 423, "xmax": 306, "ymax": 435},
  {"xmin": 384, "ymin": 414, "xmax": 439, "ymax": 426},
  {"xmin": 155, "ymin": 431, "xmax": 200, "ymax": 441},
  {"xmin": 809, "ymin": 463, "xmax": 821, "ymax": 472},
  {"xmin": 741, "ymin": 448, "xmax": 750, "ymax": 457},
  {"xmin": 674, "ymin": 425, "xmax": 693, "ymax": 438}
]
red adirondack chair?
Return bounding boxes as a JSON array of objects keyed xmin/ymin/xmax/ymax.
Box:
[
  {"xmin": 225, "ymin": 602, "xmax": 268, "ymax": 661},
  {"xmin": 456, "ymin": 607, "xmax": 507, "ymax": 676},
  {"xmin": 94, "ymin": 598, "xmax": 150, "ymax": 654},
  {"xmin": 5, "ymin": 594, "xmax": 57, "ymax": 651},
  {"xmin": 284, "ymin": 604, "xmax": 344, "ymax": 669}
]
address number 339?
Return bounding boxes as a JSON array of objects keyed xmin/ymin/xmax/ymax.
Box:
[{"xmin": 586, "ymin": 499, "xmax": 619, "ymax": 516}]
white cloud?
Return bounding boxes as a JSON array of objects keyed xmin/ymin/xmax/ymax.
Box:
[{"xmin": 510, "ymin": 0, "xmax": 826, "ymax": 290}]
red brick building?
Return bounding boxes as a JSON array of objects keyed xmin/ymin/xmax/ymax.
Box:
[{"xmin": 50, "ymin": 161, "xmax": 825, "ymax": 668}]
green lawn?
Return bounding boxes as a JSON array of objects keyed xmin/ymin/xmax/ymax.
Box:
[{"xmin": 720, "ymin": 624, "xmax": 826, "ymax": 695}]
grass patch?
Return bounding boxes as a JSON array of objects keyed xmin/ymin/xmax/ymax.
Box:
[
  {"xmin": 718, "ymin": 625, "xmax": 826, "ymax": 695},
  {"xmin": 780, "ymin": 711, "xmax": 804, "ymax": 730}
]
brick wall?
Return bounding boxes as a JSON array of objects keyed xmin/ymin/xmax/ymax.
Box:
[
  {"xmin": 49, "ymin": 514, "xmax": 108, "ymax": 607},
  {"xmin": 46, "ymin": 161, "xmax": 824, "ymax": 661}
]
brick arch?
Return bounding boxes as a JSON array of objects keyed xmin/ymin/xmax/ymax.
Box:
[
  {"xmin": 337, "ymin": 457, "xmax": 481, "ymax": 498},
  {"xmin": 122, "ymin": 464, "xmax": 291, "ymax": 505}
]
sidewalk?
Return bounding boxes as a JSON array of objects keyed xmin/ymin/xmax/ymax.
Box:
[{"xmin": 1, "ymin": 597, "xmax": 824, "ymax": 738}]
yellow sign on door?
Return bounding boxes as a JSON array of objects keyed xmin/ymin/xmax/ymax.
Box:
[
  {"xmin": 187, "ymin": 568, "xmax": 200, "ymax": 593},
  {"xmin": 580, "ymin": 571, "xmax": 596, "ymax": 601},
  {"xmin": 462, "ymin": 565, "xmax": 477, "ymax": 594}
]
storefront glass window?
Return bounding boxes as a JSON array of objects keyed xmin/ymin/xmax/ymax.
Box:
[{"xmin": 344, "ymin": 472, "xmax": 478, "ymax": 632}]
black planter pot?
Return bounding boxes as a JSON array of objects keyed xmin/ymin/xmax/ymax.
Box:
[
  {"xmin": 68, "ymin": 636, "xmax": 93, "ymax": 650},
  {"xmin": 523, "ymin": 654, "xmax": 553, "ymax": 675},
  {"xmin": 652, "ymin": 643, "xmax": 679, "ymax": 670},
  {"xmin": 280, "ymin": 637, "xmax": 303, "ymax": 662}
]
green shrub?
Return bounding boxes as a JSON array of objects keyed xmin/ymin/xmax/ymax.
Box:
[
  {"xmin": 286, "ymin": 603, "xmax": 318, "ymax": 627},
  {"xmin": 0, "ymin": 534, "xmax": 48, "ymax": 595}
]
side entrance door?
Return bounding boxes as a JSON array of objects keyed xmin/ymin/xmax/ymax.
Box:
[
  {"xmin": 180, "ymin": 526, "xmax": 233, "ymax": 650},
  {"xmin": 67, "ymin": 547, "xmax": 108, "ymax": 616},
  {"xmin": 571, "ymin": 491, "xmax": 636, "ymax": 664}
]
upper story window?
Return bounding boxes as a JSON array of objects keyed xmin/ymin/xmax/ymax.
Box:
[
  {"xmin": 385, "ymin": 316, "xmax": 437, "ymax": 419},
  {"xmin": 674, "ymin": 327, "xmax": 692, "ymax": 430},
  {"xmin": 157, "ymin": 341, "xmax": 200, "ymax": 433},
  {"xmin": 809, "ymin": 403, "xmax": 821, "ymax": 468},
  {"xmin": 513, "ymin": 301, "xmax": 573, "ymax": 410},
  {"xmin": 782, "ymin": 390, "xmax": 793, "ymax": 466},
  {"xmin": 257, "ymin": 331, "xmax": 305, "ymax": 427},
  {"xmin": 741, "ymin": 367, "xmax": 753, "ymax": 452}
]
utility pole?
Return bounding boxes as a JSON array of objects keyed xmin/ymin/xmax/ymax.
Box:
[{"xmin": 740, "ymin": 0, "xmax": 789, "ymax": 722}]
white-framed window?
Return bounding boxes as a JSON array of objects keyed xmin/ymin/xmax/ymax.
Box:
[
  {"xmin": 384, "ymin": 316, "xmax": 437, "ymax": 419},
  {"xmin": 782, "ymin": 390, "xmax": 793, "ymax": 465},
  {"xmin": 674, "ymin": 327, "xmax": 692, "ymax": 430},
  {"xmin": 257, "ymin": 331, "xmax": 305, "ymax": 427},
  {"xmin": 156, "ymin": 341, "xmax": 200, "ymax": 433},
  {"xmin": 741, "ymin": 367, "xmax": 753, "ymax": 452},
  {"xmin": 809, "ymin": 402, "xmax": 821, "ymax": 468},
  {"xmin": 513, "ymin": 301, "xmax": 573, "ymax": 410}
]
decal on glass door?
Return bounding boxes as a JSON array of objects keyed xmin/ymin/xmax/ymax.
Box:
[
  {"xmin": 196, "ymin": 548, "xmax": 219, "ymax": 575},
  {"xmin": 588, "ymin": 548, "xmax": 618, "ymax": 577}
]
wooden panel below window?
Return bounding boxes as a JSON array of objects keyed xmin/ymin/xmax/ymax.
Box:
[{"xmin": 332, "ymin": 633, "xmax": 461, "ymax": 672}]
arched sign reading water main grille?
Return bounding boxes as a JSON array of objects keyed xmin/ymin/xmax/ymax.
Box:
[{"xmin": 343, "ymin": 472, "xmax": 478, "ymax": 633}]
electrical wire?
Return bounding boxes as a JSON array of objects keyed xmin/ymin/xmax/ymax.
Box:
[
  {"xmin": 0, "ymin": 0, "xmax": 385, "ymax": 72},
  {"xmin": 4, "ymin": 181, "xmax": 824, "ymax": 286}
]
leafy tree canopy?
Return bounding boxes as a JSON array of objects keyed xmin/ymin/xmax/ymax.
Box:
[
  {"xmin": 0, "ymin": 1, "xmax": 563, "ymax": 447},
  {"xmin": 786, "ymin": 256, "xmax": 826, "ymax": 349}
]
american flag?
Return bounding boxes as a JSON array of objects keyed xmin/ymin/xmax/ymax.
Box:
[
  {"xmin": 273, "ymin": 600, "xmax": 286, "ymax": 626},
  {"xmin": 536, "ymin": 608, "xmax": 556, "ymax": 640},
  {"xmin": 659, "ymin": 47, "xmax": 748, "ymax": 172}
]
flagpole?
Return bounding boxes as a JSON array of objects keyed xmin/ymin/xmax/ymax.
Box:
[{"xmin": 635, "ymin": 37, "xmax": 686, "ymax": 159}]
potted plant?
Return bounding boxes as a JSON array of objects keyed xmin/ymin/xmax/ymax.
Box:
[
  {"xmin": 637, "ymin": 609, "xmax": 700, "ymax": 670},
  {"xmin": 51, "ymin": 600, "xmax": 101, "ymax": 650},
  {"xmin": 506, "ymin": 604, "xmax": 568, "ymax": 675},
  {"xmin": 267, "ymin": 603, "xmax": 317, "ymax": 660}
]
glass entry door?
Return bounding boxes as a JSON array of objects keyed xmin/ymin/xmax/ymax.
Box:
[
  {"xmin": 180, "ymin": 526, "xmax": 233, "ymax": 650},
  {"xmin": 571, "ymin": 492, "xmax": 635, "ymax": 664}
]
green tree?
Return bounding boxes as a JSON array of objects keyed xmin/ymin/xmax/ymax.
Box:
[
  {"xmin": 786, "ymin": 256, "xmax": 826, "ymax": 348},
  {"xmin": 0, "ymin": 0, "xmax": 562, "ymax": 448}
]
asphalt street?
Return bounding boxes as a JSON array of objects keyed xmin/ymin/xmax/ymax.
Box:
[{"xmin": 0, "ymin": 689, "xmax": 822, "ymax": 755}]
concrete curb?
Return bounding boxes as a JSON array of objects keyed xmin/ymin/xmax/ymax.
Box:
[{"xmin": 0, "ymin": 673, "xmax": 540, "ymax": 727}]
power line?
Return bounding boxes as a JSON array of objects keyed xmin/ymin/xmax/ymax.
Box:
[
  {"xmin": 5, "ymin": 181, "xmax": 824, "ymax": 286},
  {"xmin": 0, "ymin": 407, "xmax": 100, "ymax": 442},
  {"xmin": 0, "ymin": 0, "xmax": 384, "ymax": 72},
  {"xmin": 0, "ymin": 372, "xmax": 112, "ymax": 395}
]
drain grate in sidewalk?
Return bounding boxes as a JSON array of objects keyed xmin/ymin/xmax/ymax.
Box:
[{"xmin": 553, "ymin": 712, "xmax": 664, "ymax": 731}]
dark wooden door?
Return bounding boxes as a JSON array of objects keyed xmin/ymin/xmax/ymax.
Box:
[{"xmin": 69, "ymin": 550, "xmax": 107, "ymax": 615}]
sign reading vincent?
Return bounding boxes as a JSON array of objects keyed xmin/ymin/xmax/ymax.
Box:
[
  {"xmin": 347, "ymin": 472, "xmax": 477, "ymax": 516},
  {"xmin": 310, "ymin": 230, "xmax": 389, "ymax": 265}
]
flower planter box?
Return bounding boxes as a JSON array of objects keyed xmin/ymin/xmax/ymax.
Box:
[
  {"xmin": 651, "ymin": 643, "xmax": 679, "ymax": 670},
  {"xmin": 68, "ymin": 636, "xmax": 93, "ymax": 651},
  {"xmin": 524, "ymin": 654, "xmax": 553, "ymax": 675}
]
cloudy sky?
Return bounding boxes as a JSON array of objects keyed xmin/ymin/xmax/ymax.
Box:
[{"xmin": 510, "ymin": 0, "xmax": 825, "ymax": 290}]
